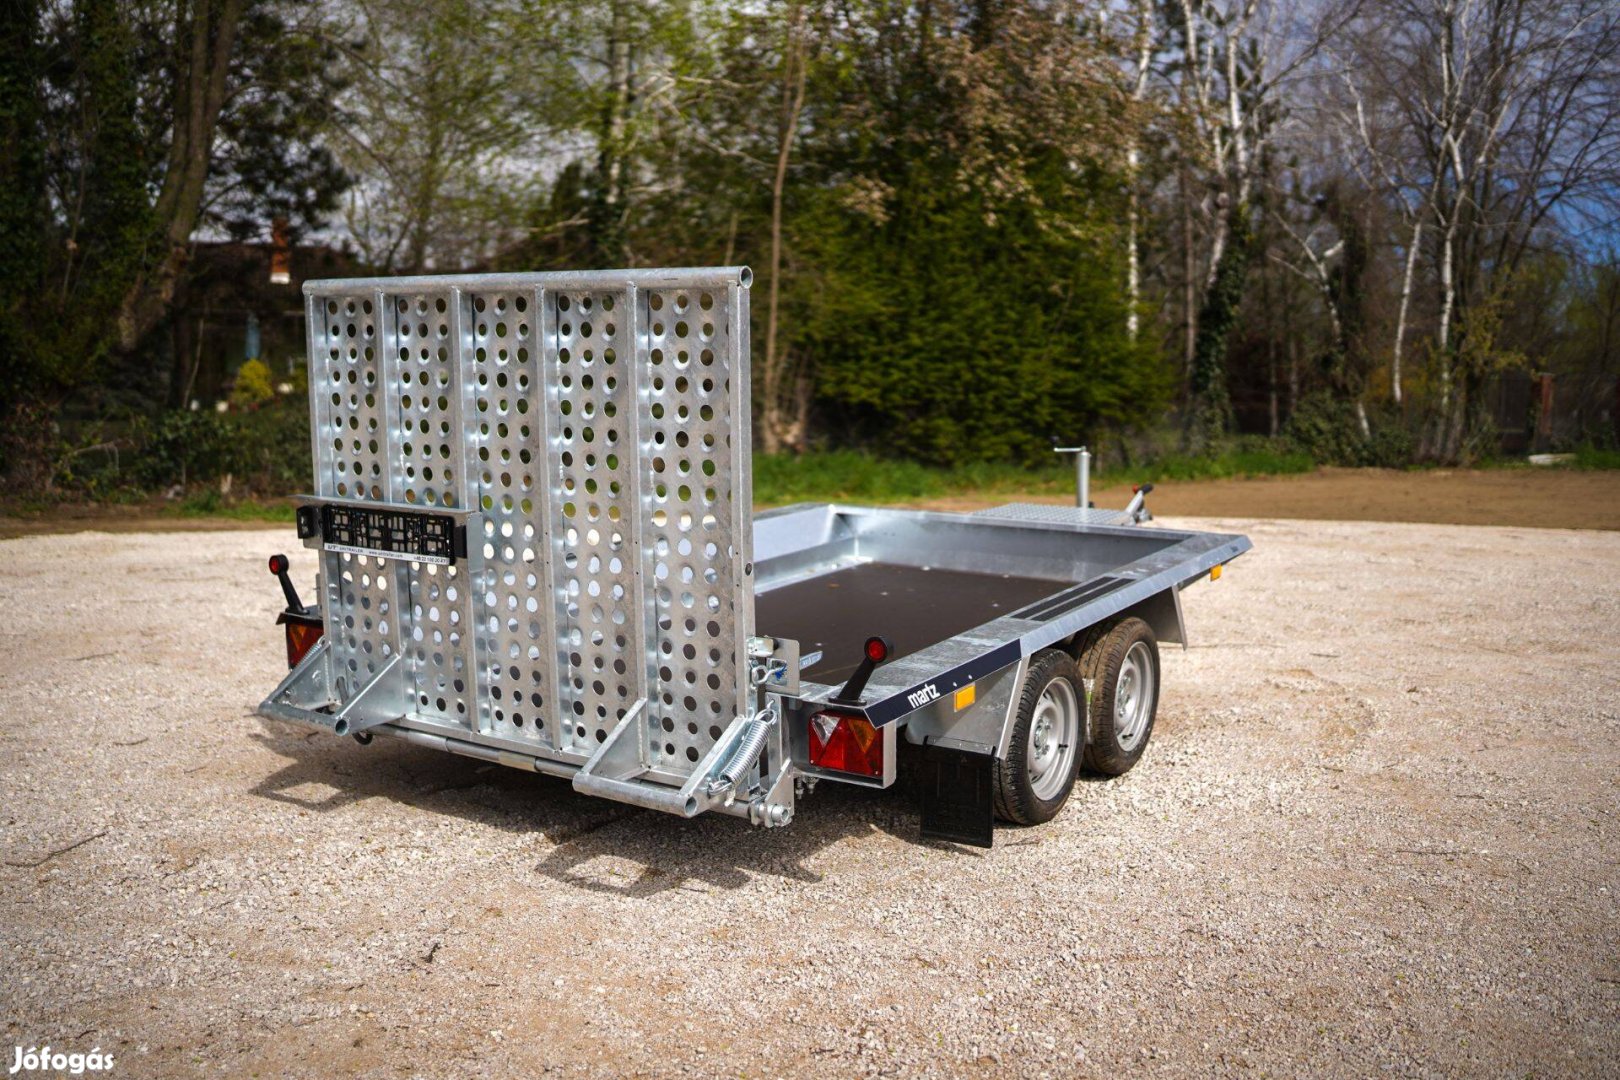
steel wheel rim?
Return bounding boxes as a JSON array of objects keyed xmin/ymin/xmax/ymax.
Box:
[
  {"xmin": 1026, "ymin": 676, "xmax": 1079, "ymax": 801},
  {"xmin": 1114, "ymin": 641, "xmax": 1155, "ymax": 752}
]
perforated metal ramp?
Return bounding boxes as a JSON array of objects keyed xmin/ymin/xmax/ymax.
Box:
[{"xmin": 303, "ymin": 268, "xmax": 754, "ymax": 785}]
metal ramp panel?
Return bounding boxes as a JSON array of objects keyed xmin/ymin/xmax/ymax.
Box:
[{"xmin": 301, "ymin": 268, "xmax": 754, "ymax": 786}]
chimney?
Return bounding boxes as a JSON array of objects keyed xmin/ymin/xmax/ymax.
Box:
[{"xmin": 269, "ymin": 217, "xmax": 291, "ymax": 285}]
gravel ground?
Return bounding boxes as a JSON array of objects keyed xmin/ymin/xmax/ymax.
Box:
[{"xmin": 1, "ymin": 518, "xmax": 1616, "ymax": 1078}]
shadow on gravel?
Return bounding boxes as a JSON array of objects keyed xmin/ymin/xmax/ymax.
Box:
[{"xmin": 247, "ymin": 722, "xmax": 979, "ymax": 896}]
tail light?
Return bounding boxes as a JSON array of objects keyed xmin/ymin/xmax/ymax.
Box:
[
  {"xmin": 808, "ymin": 710, "xmax": 884, "ymax": 777},
  {"xmin": 268, "ymin": 553, "xmax": 320, "ymax": 667},
  {"xmin": 278, "ymin": 613, "xmax": 323, "ymax": 668}
]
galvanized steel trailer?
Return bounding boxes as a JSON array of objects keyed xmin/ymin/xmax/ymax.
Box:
[{"xmin": 259, "ymin": 267, "xmax": 1250, "ymax": 845}]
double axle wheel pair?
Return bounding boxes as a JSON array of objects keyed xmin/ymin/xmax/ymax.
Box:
[{"xmin": 993, "ymin": 617, "xmax": 1161, "ymax": 826}]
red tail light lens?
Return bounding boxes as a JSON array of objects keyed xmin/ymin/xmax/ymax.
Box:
[
  {"xmin": 808, "ymin": 710, "xmax": 884, "ymax": 777},
  {"xmin": 282, "ymin": 617, "xmax": 324, "ymax": 669}
]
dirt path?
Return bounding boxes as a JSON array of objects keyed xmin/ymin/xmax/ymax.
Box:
[
  {"xmin": 1, "ymin": 521, "xmax": 1616, "ymax": 1077},
  {"xmin": 917, "ymin": 466, "xmax": 1620, "ymax": 530}
]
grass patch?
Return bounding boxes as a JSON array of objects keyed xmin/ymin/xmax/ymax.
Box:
[
  {"xmin": 135, "ymin": 445, "xmax": 1328, "ymax": 521},
  {"xmin": 165, "ymin": 491, "xmax": 297, "ymax": 522},
  {"xmin": 753, "ymin": 446, "xmax": 1318, "ymax": 506},
  {"xmin": 752, "ymin": 451, "xmax": 1075, "ymax": 506},
  {"xmin": 1122, "ymin": 446, "xmax": 1316, "ymax": 484},
  {"xmin": 1572, "ymin": 444, "xmax": 1620, "ymax": 470}
]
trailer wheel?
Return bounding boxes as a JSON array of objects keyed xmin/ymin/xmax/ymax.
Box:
[
  {"xmin": 993, "ymin": 649, "xmax": 1082, "ymax": 826},
  {"xmin": 1080, "ymin": 617, "xmax": 1160, "ymax": 776}
]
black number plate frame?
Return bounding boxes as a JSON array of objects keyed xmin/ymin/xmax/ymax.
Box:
[{"xmin": 297, "ymin": 503, "xmax": 466, "ymax": 565}]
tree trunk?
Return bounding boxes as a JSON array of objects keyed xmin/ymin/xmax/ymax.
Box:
[
  {"xmin": 1264, "ymin": 254, "xmax": 1278, "ymax": 436},
  {"xmin": 1391, "ymin": 218, "xmax": 1420, "ymax": 407},
  {"xmin": 1125, "ymin": 179, "xmax": 1141, "ymax": 343},
  {"xmin": 1186, "ymin": 205, "xmax": 1249, "ymax": 448},
  {"xmin": 591, "ymin": 0, "xmax": 633, "ymax": 266},
  {"xmin": 1180, "ymin": 167, "xmax": 1197, "ymax": 392},
  {"xmin": 116, "ymin": 0, "xmax": 246, "ymax": 354},
  {"xmin": 168, "ymin": 278, "xmax": 194, "ymax": 409},
  {"xmin": 1123, "ymin": 0, "xmax": 1152, "ymax": 342},
  {"xmin": 761, "ymin": 5, "xmax": 808, "ymax": 455}
]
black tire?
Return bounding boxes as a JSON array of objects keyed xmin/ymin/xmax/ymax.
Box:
[
  {"xmin": 993, "ymin": 648, "xmax": 1083, "ymax": 826},
  {"xmin": 1079, "ymin": 617, "xmax": 1160, "ymax": 776}
]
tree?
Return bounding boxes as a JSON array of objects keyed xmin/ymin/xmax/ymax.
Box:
[
  {"xmin": 786, "ymin": 1, "xmax": 1162, "ymax": 463},
  {"xmin": 1156, "ymin": 0, "xmax": 1353, "ymax": 447},
  {"xmin": 760, "ymin": 2, "xmax": 810, "ymax": 454},
  {"xmin": 336, "ymin": 0, "xmax": 537, "ymax": 272},
  {"xmin": 1330, "ymin": 0, "xmax": 1620, "ymax": 459},
  {"xmin": 0, "ymin": 0, "xmax": 348, "ymax": 489}
]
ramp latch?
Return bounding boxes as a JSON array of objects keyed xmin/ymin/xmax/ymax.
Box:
[{"xmin": 708, "ymin": 703, "xmax": 779, "ymax": 806}]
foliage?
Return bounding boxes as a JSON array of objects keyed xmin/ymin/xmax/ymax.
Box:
[
  {"xmin": 1186, "ymin": 207, "xmax": 1251, "ymax": 449},
  {"xmin": 5, "ymin": 0, "xmax": 1619, "ymax": 499},
  {"xmin": 230, "ymin": 359, "xmax": 275, "ymax": 408},
  {"xmin": 798, "ymin": 179, "xmax": 1163, "ymax": 464},
  {"xmin": 1283, "ymin": 393, "xmax": 1413, "ymax": 468},
  {"xmin": 134, "ymin": 397, "xmax": 310, "ymax": 493},
  {"xmin": 779, "ymin": 3, "xmax": 1164, "ymax": 464},
  {"xmin": 136, "ymin": 410, "xmax": 238, "ymax": 489},
  {"xmin": 335, "ymin": 0, "xmax": 538, "ymax": 271},
  {"xmin": 1572, "ymin": 445, "xmax": 1620, "ymax": 470},
  {"xmin": 0, "ymin": 0, "xmax": 349, "ymax": 490},
  {"xmin": 1130, "ymin": 441, "xmax": 1317, "ymax": 482},
  {"xmin": 169, "ymin": 491, "xmax": 298, "ymax": 520}
]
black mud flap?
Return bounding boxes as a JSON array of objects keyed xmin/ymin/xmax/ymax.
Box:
[{"xmin": 919, "ymin": 744, "xmax": 995, "ymax": 848}]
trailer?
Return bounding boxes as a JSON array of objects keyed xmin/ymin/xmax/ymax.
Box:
[{"xmin": 259, "ymin": 267, "xmax": 1250, "ymax": 846}]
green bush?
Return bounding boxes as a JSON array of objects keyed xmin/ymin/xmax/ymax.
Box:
[
  {"xmin": 232, "ymin": 398, "xmax": 313, "ymax": 492},
  {"xmin": 137, "ymin": 409, "xmax": 239, "ymax": 489},
  {"xmin": 1283, "ymin": 394, "xmax": 1412, "ymax": 467},
  {"xmin": 1360, "ymin": 413, "xmax": 1416, "ymax": 468},
  {"xmin": 1282, "ymin": 393, "xmax": 1363, "ymax": 465},
  {"xmin": 230, "ymin": 358, "xmax": 276, "ymax": 408},
  {"xmin": 136, "ymin": 398, "xmax": 311, "ymax": 494}
]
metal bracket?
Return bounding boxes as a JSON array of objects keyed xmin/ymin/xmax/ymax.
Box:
[
  {"xmin": 329, "ymin": 654, "xmax": 406, "ymax": 736},
  {"xmin": 572, "ymin": 701, "xmax": 782, "ymax": 818},
  {"xmin": 257, "ymin": 640, "xmax": 405, "ymax": 738},
  {"xmin": 259, "ymin": 636, "xmax": 335, "ymax": 724},
  {"xmin": 748, "ymin": 635, "xmax": 802, "ymax": 697}
]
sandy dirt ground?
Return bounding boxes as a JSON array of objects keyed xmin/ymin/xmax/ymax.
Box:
[{"xmin": 1, "ymin": 518, "xmax": 1617, "ymax": 1078}]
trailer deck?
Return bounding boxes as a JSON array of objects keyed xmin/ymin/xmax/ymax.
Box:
[{"xmin": 757, "ymin": 563, "xmax": 1063, "ymax": 684}]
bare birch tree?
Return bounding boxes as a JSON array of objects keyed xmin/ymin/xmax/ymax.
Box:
[
  {"xmin": 1160, "ymin": 0, "xmax": 1353, "ymax": 443},
  {"xmin": 1329, "ymin": 0, "xmax": 1620, "ymax": 458}
]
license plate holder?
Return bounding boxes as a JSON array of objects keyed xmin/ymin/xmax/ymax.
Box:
[{"xmin": 297, "ymin": 502, "xmax": 466, "ymax": 565}]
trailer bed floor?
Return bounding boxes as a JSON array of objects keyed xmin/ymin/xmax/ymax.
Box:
[{"xmin": 755, "ymin": 563, "xmax": 1063, "ymax": 683}]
